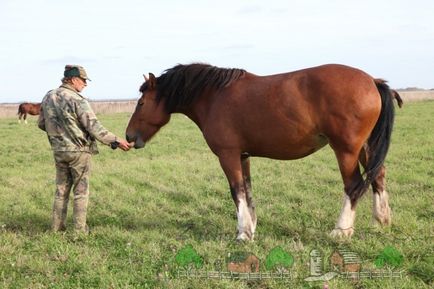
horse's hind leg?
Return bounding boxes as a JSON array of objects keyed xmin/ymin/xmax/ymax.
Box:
[
  {"xmin": 24, "ymin": 113, "xmax": 28, "ymax": 124},
  {"xmin": 371, "ymin": 166, "xmax": 391, "ymax": 226},
  {"xmin": 219, "ymin": 152, "xmax": 256, "ymax": 241},
  {"xmin": 330, "ymin": 149, "xmax": 364, "ymax": 238},
  {"xmin": 359, "ymin": 146, "xmax": 391, "ymax": 226}
]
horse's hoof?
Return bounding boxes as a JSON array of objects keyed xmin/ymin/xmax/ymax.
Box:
[
  {"xmin": 236, "ymin": 232, "xmax": 253, "ymax": 242},
  {"xmin": 330, "ymin": 228, "xmax": 354, "ymax": 239},
  {"xmin": 373, "ymin": 208, "xmax": 391, "ymax": 226},
  {"xmin": 373, "ymin": 215, "xmax": 391, "ymax": 227}
]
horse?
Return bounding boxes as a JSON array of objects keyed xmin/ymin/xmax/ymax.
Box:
[
  {"xmin": 126, "ymin": 63, "xmax": 402, "ymax": 241},
  {"xmin": 18, "ymin": 102, "xmax": 41, "ymax": 124}
]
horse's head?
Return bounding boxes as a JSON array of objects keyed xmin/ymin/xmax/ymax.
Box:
[{"xmin": 126, "ymin": 73, "xmax": 171, "ymax": 149}]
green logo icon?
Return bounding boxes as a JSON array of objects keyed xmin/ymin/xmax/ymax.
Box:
[
  {"xmin": 265, "ymin": 246, "xmax": 294, "ymax": 272},
  {"xmin": 374, "ymin": 246, "xmax": 404, "ymax": 268},
  {"xmin": 175, "ymin": 244, "xmax": 204, "ymax": 269}
]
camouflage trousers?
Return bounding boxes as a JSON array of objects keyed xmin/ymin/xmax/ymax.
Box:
[{"xmin": 52, "ymin": 151, "xmax": 91, "ymax": 233}]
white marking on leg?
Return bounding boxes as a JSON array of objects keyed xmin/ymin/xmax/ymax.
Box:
[
  {"xmin": 330, "ymin": 195, "xmax": 355, "ymax": 238},
  {"xmin": 336, "ymin": 195, "xmax": 356, "ymax": 230},
  {"xmin": 373, "ymin": 190, "xmax": 391, "ymax": 225},
  {"xmin": 250, "ymin": 208, "xmax": 257, "ymax": 238},
  {"xmin": 237, "ymin": 199, "xmax": 254, "ymax": 241}
]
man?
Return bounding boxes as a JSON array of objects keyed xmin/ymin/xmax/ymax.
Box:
[{"xmin": 38, "ymin": 65, "xmax": 131, "ymax": 234}]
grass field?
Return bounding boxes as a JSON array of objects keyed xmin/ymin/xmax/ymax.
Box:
[{"xmin": 0, "ymin": 101, "xmax": 433, "ymax": 288}]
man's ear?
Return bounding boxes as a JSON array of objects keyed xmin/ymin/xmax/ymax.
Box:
[{"xmin": 148, "ymin": 73, "xmax": 156, "ymax": 90}]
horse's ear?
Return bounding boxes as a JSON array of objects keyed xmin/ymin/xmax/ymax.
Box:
[
  {"xmin": 143, "ymin": 74, "xmax": 149, "ymax": 81},
  {"xmin": 148, "ymin": 72, "xmax": 156, "ymax": 90}
]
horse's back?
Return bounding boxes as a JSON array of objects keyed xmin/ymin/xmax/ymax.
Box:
[{"xmin": 236, "ymin": 64, "xmax": 378, "ymax": 109}]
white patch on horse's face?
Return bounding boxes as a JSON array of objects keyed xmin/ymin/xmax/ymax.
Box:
[
  {"xmin": 373, "ymin": 190, "xmax": 391, "ymax": 225},
  {"xmin": 236, "ymin": 199, "xmax": 254, "ymax": 240}
]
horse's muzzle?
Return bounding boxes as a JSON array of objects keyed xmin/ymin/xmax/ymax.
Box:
[
  {"xmin": 126, "ymin": 133, "xmax": 145, "ymax": 149},
  {"xmin": 134, "ymin": 138, "xmax": 145, "ymax": 149}
]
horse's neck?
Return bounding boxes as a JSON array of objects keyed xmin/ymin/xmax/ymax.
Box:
[{"xmin": 178, "ymin": 98, "xmax": 208, "ymax": 131}]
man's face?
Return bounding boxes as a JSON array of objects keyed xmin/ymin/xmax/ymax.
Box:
[{"xmin": 71, "ymin": 77, "xmax": 87, "ymax": 92}]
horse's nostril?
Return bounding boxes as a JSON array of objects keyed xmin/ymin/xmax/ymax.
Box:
[{"xmin": 126, "ymin": 134, "xmax": 134, "ymax": 143}]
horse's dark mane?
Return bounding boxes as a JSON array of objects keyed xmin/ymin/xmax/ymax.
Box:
[{"xmin": 140, "ymin": 63, "xmax": 246, "ymax": 113}]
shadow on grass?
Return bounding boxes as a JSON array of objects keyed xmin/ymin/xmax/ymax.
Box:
[
  {"xmin": 89, "ymin": 180, "xmax": 235, "ymax": 241},
  {"xmin": 1, "ymin": 212, "xmax": 51, "ymax": 235},
  {"xmin": 90, "ymin": 208, "xmax": 233, "ymax": 242}
]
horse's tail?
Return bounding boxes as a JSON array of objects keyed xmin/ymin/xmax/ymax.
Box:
[
  {"xmin": 352, "ymin": 79, "xmax": 396, "ymax": 203},
  {"xmin": 391, "ymin": 89, "xmax": 404, "ymax": 108},
  {"xmin": 17, "ymin": 103, "xmax": 24, "ymax": 115}
]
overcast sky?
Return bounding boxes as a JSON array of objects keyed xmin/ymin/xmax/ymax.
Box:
[{"xmin": 1, "ymin": 0, "xmax": 433, "ymax": 103}]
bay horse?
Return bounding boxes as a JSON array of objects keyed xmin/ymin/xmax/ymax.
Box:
[
  {"xmin": 126, "ymin": 63, "xmax": 401, "ymax": 241},
  {"xmin": 18, "ymin": 102, "xmax": 41, "ymax": 124}
]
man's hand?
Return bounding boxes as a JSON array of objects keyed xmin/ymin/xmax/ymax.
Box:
[
  {"xmin": 117, "ymin": 138, "xmax": 132, "ymax": 151},
  {"xmin": 111, "ymin": 138, "xmax": 132, "ymax": 151}
]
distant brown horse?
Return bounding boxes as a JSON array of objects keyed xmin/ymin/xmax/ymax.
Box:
[
  {"xmin": 18, "ymin": 102, "xmax": 41, "ymax": 124},
  {"xmin": 126, "ymin": 63, "xmax": 402, "ymax": 241}
]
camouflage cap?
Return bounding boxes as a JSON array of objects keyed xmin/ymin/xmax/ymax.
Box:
[{"xmin": 64, "ymin": 65, "xmax": 91, "ymax": 81}]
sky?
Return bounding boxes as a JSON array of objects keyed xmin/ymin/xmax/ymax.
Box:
[{"xmin": 1, "ymin": 0, "xmax": 433, "ymax": 103}]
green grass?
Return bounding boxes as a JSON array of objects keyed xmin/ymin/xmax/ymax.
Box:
[{"xmin": 0, "ymin": 101, "xmax": 433, "ymax": 288}]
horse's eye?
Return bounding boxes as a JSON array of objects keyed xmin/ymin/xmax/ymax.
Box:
[{"xmin": 138, "ymin": 97, "xmax": 145, "ymax": 106}]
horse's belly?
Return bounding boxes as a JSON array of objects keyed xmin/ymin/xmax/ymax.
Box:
[{"xmin": 247, "ymin": 134, "xmax": 329, "ymax": 160}]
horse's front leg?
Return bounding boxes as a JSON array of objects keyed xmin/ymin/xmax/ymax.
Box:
[
  {"xmin": 330, "ymin": 150, "xmax": 363, "ymax": 238},
  {"xmin": 241, "ymin": 154, "xmax": 257, "ymax": 236},
  {"xmin": 219, "ymin": 153, "xmax": 256, "ymax": 241}
]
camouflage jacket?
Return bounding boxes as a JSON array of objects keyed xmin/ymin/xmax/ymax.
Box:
[{"xmin": 38, "ymin": 84, "xmax": 117, "ymax": 154}]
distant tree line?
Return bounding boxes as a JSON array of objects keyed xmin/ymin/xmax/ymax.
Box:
[{"xmin": 397, "ymin": 87, "xmax": 434, "ymax": 91}]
